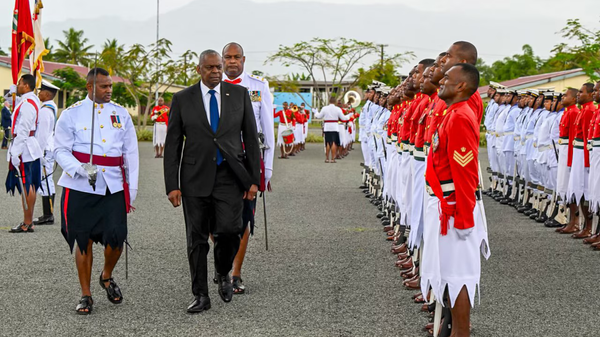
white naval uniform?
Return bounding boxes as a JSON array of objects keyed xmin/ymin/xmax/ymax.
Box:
[
  {"xmin": 501, "ymin": 104, "xmax": 522, "ymax": 184},
  {"xmin": 54, "ymin": 98, "xmax": 139, "ymax": 202},
  {"xmin": 359, "ymin": 101, "xmax": 373, "ymax": 166},
  {"xmin": 223, "ymin": 72, "xmax": 275, "ymax": 176},
  {"xmin": 493, "ymin": 104, "xmax": 511, "ymax": 180},
  {"xmin": 36, "ymin": 100, "xmax": 57, "ymax": 196},
  {"xmin": 7, "ymin": 92, "xmax": 42, "ymax": 165}
]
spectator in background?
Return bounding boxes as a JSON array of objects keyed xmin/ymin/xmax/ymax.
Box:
[{"xmin": 1, "ymin": 101, "xmax": 11, "ymax": 149}]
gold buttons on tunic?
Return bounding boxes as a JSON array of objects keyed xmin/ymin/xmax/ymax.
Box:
[
  {"xmin": 100, "ymin": 125, "xmax": 104, "ymax": 129},
  {"xmin": 102, "ymin": 139, "xmax": 106, "ymax": 143},
  {"xmin": 102, "ymin": 168, "xmax": 106, "ymax": 172}
]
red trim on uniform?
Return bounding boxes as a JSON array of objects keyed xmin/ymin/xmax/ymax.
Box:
[{"xmin": 64, "ymin": 188, "xmax": 70, "ymax": 234}]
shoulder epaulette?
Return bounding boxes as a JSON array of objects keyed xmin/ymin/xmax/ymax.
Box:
[
  {"xmin": 110, "ymin": 101, "xmax": 125, "ymax": 108},
  {"xmin": 249, "ymin": 74, "xmax": 267, "ymax": 83},
  {"xmin": 65, "ymin": 100, "xmax": 84, "ymax": 110}
]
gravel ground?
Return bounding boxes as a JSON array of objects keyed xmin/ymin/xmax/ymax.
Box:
[{"xmin": 0, "ymin": 143, "xmax": 599, "ymax": 337}]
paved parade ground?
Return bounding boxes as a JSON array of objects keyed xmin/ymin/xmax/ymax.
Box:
[{"xmin": 1, "ymin": 142, "xmax": 600, "ymax": 336}]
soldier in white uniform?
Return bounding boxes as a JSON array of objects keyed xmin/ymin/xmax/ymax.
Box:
[
  {"xmin": 6, "ymin": 74, "xmax": 43, "ymax": 233},
  {"xmin": 34, "ymin": 80, "xmax": 59, "ymax": 225},
  {"xmin": 222, "ymin": 42, "xmax": 275, "ymax": 294},
  {"xmin": 54, "ymin": 68, "xmax": 139, "ymax": 315}
]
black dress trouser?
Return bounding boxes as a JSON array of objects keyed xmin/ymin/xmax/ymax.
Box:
[{"xmin": 182, "ymin": 164, "xmax": 244, "ymax": 297}]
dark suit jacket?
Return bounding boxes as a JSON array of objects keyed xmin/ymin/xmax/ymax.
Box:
[
  {"xmin": 1, "ymin": 107, "xmax": 11, "ymax": 128},
  {"xmin": 164, "ymin": 81, "xmax": 261, "ymax": 197}
]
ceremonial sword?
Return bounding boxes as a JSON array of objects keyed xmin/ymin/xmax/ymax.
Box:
[
  {"xmin": 83, "ymin": 55, "xmax": 99, "ymax": 190},
  {"xmin": 259, "ymin": 132, "xmax": 269, "ymax": 251}
]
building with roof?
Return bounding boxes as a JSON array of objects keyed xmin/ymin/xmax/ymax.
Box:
[
  {"xmin": 478, "ymin": 68, "xmax": 590, "ymax": 99},
  {"xmin": 0, "ymin": 56, "xmax": 183, "ymax": 116}
]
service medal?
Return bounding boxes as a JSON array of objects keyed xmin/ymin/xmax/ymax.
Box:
[
  {"xmin": 432, "ymin": 131, "xmax": 439, "ymax": 152},
  {"xmin": 113, "ymin": 122, "xmax": 118, "ymax": 128}
]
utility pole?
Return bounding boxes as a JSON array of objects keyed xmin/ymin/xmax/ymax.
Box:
[
  {"xmin": 155, "ymin": 0, "xmax": 160, "ymax": 105},
  {"xmin": 377, "ymin": 44, "xmax": 388, "ymax": 76}
]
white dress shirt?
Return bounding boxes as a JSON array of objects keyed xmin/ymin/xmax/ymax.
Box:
[
  {"xmin": 36, "ymin": 100, "xmax": 56, "ymax": 153},
  {"xmin": 314, "ymin": 104, "xmax": 349, "ymax": 132},
  {"xmin": 200, "ymin": 81, "xmax": 221, "ymax": 126}
]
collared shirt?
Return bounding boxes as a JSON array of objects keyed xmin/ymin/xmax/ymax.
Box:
[
  {"xmin": 314, "ymin": 104, "xmax": 349, "ymax": 132},
  {"xmin": 200, "ymin": 81, "xmax": 221, "ymax": 125}
]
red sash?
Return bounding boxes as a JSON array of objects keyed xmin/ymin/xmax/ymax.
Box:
[
  {"xmin": 425, "ymin": 151, "xmax": 456, "ymax": 236},
  {"xmin": 72, "ymin": 151, "xmax": 133, "ymax": 213}
]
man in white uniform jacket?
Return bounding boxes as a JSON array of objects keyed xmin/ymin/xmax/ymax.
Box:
[
  {"xmin": 314, "ymin": 96, "xmax": 349, "ymax": 163},
  {"xmin": 34, "ymin": 80, "xmax": 59, "ymax": 225},
  {"xmin": 6, "ymin": 74, "xmax": 43, "ymax": 233},
  {"xmin": 54, "ymin": 67, "xmax": 139, "ymax": 315}
]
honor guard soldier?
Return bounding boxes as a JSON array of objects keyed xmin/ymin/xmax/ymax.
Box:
[
  {"xmin": 222, "ymin": 42, "xmax": 275, "ymax": 294},
  {"xmin": 54, "ymin": 67, "xmax": 139, "ymax": 314},
  {"xmin": 150, "ymin": 97, "xmax": 169, "ymax": 158},
  {"xmin": 33, "ymin": 80, "xmax": 59, "ymax": 225},
  {"xmin": 6, "ymin": 74, "xmax": 42, "ymax": 233},
  {"xmin": 421, "ymin": 63, "xmax": 490, "ymax": 337}
]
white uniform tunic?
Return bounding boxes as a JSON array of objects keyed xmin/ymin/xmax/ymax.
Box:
[
  {"xmin": 54, "ymin": 98, "xmax": 139, "ymax": 201},
  {"xmin": 223, "ymin": 72, "xmax": 275, "ymax": 174},
  {"xmin": 36, "ymin": 100, "xmax": 57, "ymax": 196},
  {"xmin": 7, "ymin": 92, "xmax": 42, "ymax": 164}
]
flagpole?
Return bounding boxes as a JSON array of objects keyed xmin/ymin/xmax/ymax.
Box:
[{"xmin": 155, "ymin": 0, "xmax": 159, "ymax": 105}]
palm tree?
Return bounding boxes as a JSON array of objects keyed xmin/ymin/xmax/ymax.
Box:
[
  {"xmin": 100, "ymin": 39, "xmax": 125, "ymax": 76},
  {"xmin": 53, "ymin": 28, "xmax": 94, "ymax": 65},
  {"xmin": 43, "ymin": 37, "xmax": 54, "ymax": 61}
]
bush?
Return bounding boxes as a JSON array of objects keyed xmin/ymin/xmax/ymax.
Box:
[
  {"xmin": 137, "ymin": 129, "xmax": 153, "ymax": 142},
  {"xmin": 305, "ymin": 133, "xmax": 324, "ymax": 143}
]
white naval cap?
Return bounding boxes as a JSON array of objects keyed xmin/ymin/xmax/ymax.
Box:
[{"xmin": 40, "ymin": 79, "xmax": 60, "ymax": 93}]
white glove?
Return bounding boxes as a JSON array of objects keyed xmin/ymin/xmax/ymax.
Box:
[
  {"xmin": 76, "ymin": 165, "xmax": 89, "ymax": 179},
  {"xmin": 456, "ymin": 227, "xmax": 474, "ymax": 241},
  {"xmin": 151, "ymin": 115, "xmax": 158, "ymax": 121},
  {"xmin": 8, "ymin": 84, "xmax": 16, "ymax": 95},
  {"xmin": 41, "ymin": 156, "xmax": 47, "ymax": 166},
  {"xmin": 129, "ymin": 189, "xmax": 138, "ymax": 204},
  {"xmin": 264, "ymin": 168, "xmax": 272, "ymax": 187},
  {"xmin": 10, "ymin": 155, "xmax": 20, "ymax": 169}
]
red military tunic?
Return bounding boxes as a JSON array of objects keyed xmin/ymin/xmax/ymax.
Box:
[
  {"xmin": 425, "ymin": 100, "xmax": 479, "ymax": 234},
  {"xmin": 468, "ymin": 92, "xmax": 484, "ymax": 125},
  {"xmin": 274, "ymin": 109, "xmax": 295, "ymax": 126},
  {"xmin": 401, "ymin": 94, "xmax": 423, "ymax": 148},
  {"xmin": 410, "ymin": 94, "xmax": 430, "ymax": 147},
  {"xmin": 559, "ymin": 105, "xmax": 580, "ymax": 167},
  {"xmin": 574, "ymin": 101, "xmax": 596, "ymax": 167},
  {"xmin": 151, "ymin": 105, "xmax": 169, "ymax": 125},
  {"xmin": 416, "ymin": 95, "xmax": 436, "ymax": 150},
  {"xmin": 425, "ymin": 92, "xmax": 448, "ymax": 150}
]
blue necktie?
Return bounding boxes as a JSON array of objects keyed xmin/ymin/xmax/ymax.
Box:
[{"xmin": 208, "ymin": 89, "xmax": 223, "ymax": 165}]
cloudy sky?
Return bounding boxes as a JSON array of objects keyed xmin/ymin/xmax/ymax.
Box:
[{"xmin": 2, "ymin": 0, "xmax": 598, "ymax": 79}]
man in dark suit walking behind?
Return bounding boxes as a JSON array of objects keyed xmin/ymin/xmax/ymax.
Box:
[{"xmin": 164, "ymin": 50, "xmax": 260, "ymax": 313}]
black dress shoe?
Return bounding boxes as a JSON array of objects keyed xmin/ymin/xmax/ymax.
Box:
[
  {"xmin": 499, "ymin": 198, "xmax": 510, "ymax": 205},
  {"xmin": 9, "ymin": 223, "xmax": 34, "ymax": 233},
  {"xmin": 187, "ymin": 295, "xmax": 211, "ymax": 313},
  {"xmin": 536, "ymin": 215, "xmax": 548, "ymax": 223},
  {"xmin": 376, "ymin": 212, "xmax": 384, "ymax": 218},
  {"xmin": 517, "ymin": 205, "xmax": 531, "ymax": 213},
  {"xmin": 529, "ymin": 211, "xmax": 539, "ymax": 220},
  {"xmin": 545, "ymin": 219, "xmax": 563, "ymax": 228},
  {"xmin": 381, "ymin": 220, "xmax": 390, "ymax": 226},
  {"xmin": 218, "ymin": 275, "xmax": 233, "ymax": 303},
  {"xmin": 33, "ymin": 215, "xmax": 54, "ymax": 225}
]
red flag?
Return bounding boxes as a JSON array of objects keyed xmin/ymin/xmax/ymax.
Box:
[{"xmin": 11, "ymin": 0, "xmax": 35, "ymax": 84}]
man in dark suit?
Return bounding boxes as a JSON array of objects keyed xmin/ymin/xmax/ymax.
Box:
[
  {"xmin": 1, "ymin": 101, "xmax": 11, "ymax": 149},
  {"xmin": 163, "ymin": 50, "xmax": 260, "ymax": 313}
]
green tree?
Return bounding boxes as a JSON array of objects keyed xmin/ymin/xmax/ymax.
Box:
[
  {"xmin": 487, "ymin": 45, "xmax": 542, "ymax": 82},
  {"xmin": 99, "ymin": 39, "xmax": 125, "ymax": 76},
  {"xmin": 550, "ymin": 19, "xmax": 600, "ymax": 80},
  {"xmin": 52, "ymin": 67, "xmax": 87, "ymax": 106},
  {"xmin": 54, "ymin": 28, "xmax": 94, "ymax": 65},
  {"xmin": 118, "ymin": 38, "xmax": 194, "ymax": 129},
  {"xmin": 43, "ymin": 37, "xmax": 54, "ymax": 61},
  {"xmin": 355, "ymin": 60, "xmax": 401, "ymax": 89},
  {"xmin": 0, "ymin": 47, "xmax": 6, "ymax": 56},
  {"xmin": 266, "ymin": 38, "xmax": 397, "ymax": 107},
  {"xmin": 475, "ymin": 58, "xmax": 494, "ymax": 86}
]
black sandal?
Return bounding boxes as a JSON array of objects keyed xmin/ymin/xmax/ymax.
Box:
[
  {"xmin": 99, "ymin": 272, "xmax": 123, "ymax": 304},
  {"xmin": 232, "ymin": 276, "xmax": 246, "ymax": 294},
  {"xmin": 75, "ymin": 295, "xmax": 93, "ymax": 315}
]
